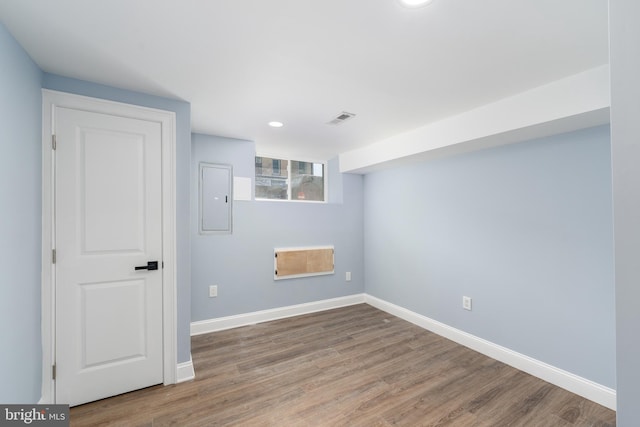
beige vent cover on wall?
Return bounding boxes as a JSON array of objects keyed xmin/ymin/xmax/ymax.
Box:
[{"xmin": 274, "ymin": 246, "xmax": 335, "ymax": 280}]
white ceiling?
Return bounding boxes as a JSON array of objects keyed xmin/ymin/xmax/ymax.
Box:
[{"xmin": 0, "ymin": 0, "xmax": 609, "ymax": 161}]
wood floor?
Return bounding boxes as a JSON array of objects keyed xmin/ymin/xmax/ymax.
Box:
[{"xmin": 70, "ymin": 304, "xmax": 616, "ymax": 426}]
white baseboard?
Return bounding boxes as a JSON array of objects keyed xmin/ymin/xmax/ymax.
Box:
[
  {"xmin": 176, "ymin": 356, "xmax": 195, "ymax": 383},
  {"xmin": 190, "ymin": 294, "xmax": 366, "ymax": 336},
  {"xmin": 364, "ymin": 294, "xmax": 616, "ymax": 411}
]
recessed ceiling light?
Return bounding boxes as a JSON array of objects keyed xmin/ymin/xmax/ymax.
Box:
[
  {"xmin": 268, "ymin": 121, "xmax": 284, "ymax": 128},
  {"xmin": 399, "ymin": 0, "xmax": 434, "ymax": 8}
]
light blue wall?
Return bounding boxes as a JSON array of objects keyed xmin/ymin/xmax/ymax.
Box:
[
  {"xmin": 0, "ymin": 23, "xmax": 43, "ymax": 403},
  {"xmin": 191, "ymin": 133, "xmax": 364, "ymax": 320},
  {"xmin": 610, "ymin": 1, "xmax": 640, "ymax": 424},
  {"xmin": 42, "ymin": 74, "xmax": 192, "ymax": 364},
  {"xmin": 364, "ymin": 125, "xmax": 615, "ymax": 388}
]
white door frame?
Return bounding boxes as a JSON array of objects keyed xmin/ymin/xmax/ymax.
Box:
[{"xmin": 40, "ymin": 89, "xmax": 177, "ymax": 404}]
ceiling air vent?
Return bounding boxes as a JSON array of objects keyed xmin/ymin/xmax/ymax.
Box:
[{"xmin": 327, "ymin": 111, "xmax": 356, "ymax": 125}]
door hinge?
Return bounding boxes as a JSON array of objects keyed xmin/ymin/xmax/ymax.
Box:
[
  {"xmin": 52, "ymin": 249, "xmax": 56, "ymax": 264},
  {"xmin": 52, "ymin": 365, "xmax": 56, "ymax": 380},
  {"xmin": 52, "ymin": 135, "xmax": 57, "ymax": 150}
]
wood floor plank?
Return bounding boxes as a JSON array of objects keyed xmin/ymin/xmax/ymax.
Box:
[{"xmin": 69, "ymin": 304, "xmax": 616, "ymax": 426}]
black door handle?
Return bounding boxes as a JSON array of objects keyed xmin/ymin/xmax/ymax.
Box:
[{"xmin": 135, "ymin": 261, "xmax": 158, "ymax": 271}]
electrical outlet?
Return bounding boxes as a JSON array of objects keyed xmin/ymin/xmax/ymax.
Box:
[
  {"xmin": 209, "ymin": 285, "xmax": 218, "ymax": 298},
  {"xmin": 462, "ymin": 296, "xmax": 472, "ymax": 311},
  {"xmin": 346, "ymin": 272, "xmax": 352, "ymax": 282}
]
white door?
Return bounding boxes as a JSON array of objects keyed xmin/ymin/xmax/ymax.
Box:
[{"xmin": 54, "ymin": 106, "xmax": 164, "ymax": 406}]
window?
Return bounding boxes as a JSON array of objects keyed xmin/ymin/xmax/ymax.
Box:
[
  {"xmin": 255, "ymin": 157, "xmax": 263, "ymax": 175},
  {"xmin": 255, "ymin": 156, "xmax": 325, "ymax": 202}
]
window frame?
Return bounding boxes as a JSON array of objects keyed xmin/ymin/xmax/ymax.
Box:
[{"xmin": 255, "ymin": 154, "xmax": 328, "ymax": 203}]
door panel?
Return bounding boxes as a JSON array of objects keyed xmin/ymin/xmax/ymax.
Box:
[
  {"xmin": 81, "ymin": 279, "xmax": 147, "ymax": 367},
  {"xmin": 81, "ymin": 130, "xmax": 146, "ymax": 253},
  {"xmin": 55, "ymin": 107, "xmax": 163, "ymax": 406}
]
